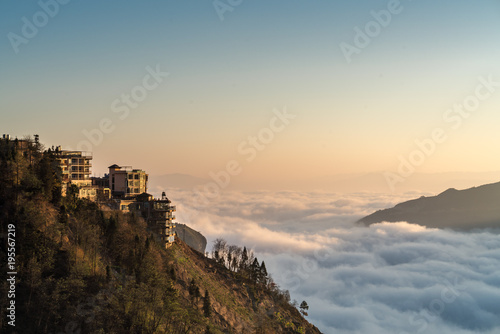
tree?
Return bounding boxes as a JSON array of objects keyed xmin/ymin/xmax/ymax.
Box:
[
  {"xmin": 300, "ymin": 301, "xmax": 309, "ymax": 317},
  {"xmin": 189, "ymin": 278, "xmax": 201, "ymax": 303},
  {"xmin": 241, "ymin": 246, "xmax": 248, "ymax": 270},
  {"xmin": 169, "ymin": 267, "xmax": 176, "ymax": 281},
  {"xmin": 203, "ymin": 290, "xmax": 211, "ymax": 317},
  {"xmin": 227, "ymin": 253, "xmax": 232, "ymax": 271},
  {"xmin": 228, "ymin": 245, "xmax": 241, "ymax": 271},
  {"xmin": 231, "ymin": 256, "xmax": 238, "ymax": 273},
  {"xmin": 212, "ymin": 238, "xmax": 227, "ymax": 261},
  {"xmin": 36, "ymin": 151, "xmax": 61, "ymax": 204},
  {"xmin": 214, "ymin": 250, "xmax": 220, "ymax": 262},
  {"xmin": 250, "ymin": 258, "xmax": 260, "ymax": 282},
  {"xmin": 259, "ymin": 261, "xmax": 268, "ymax": 285}
]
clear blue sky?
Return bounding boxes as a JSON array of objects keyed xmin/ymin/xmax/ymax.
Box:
[{"xmin": 1, "ymin": 0, "xmax": 500, "ymax": 186}]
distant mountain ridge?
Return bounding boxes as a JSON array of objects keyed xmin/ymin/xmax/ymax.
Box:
[{"xmin": 358, "ymin": 181, "xmax": 500, "ymax": 230}]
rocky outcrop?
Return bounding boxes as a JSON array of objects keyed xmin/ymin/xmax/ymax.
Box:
[{"xmin": 174, "ymin": 223, "xmax": 207, "ymax": 253}]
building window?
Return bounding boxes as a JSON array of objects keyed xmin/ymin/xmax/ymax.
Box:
[
  {"xmin": 128, "ymin": 174, "xmax": 133, "ymax": 180},
  {"xmin": 134, "ymin": 174, "xmax": 139, "ymax": 179}
]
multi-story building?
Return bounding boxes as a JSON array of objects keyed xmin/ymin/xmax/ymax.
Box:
[
  {"xmin": 91, "ymin": 175, "xmax": 111, "ymax": 201},
  {"xmin": 108, "ymin": 164, "xmax": 148, "ymax": 198},
  {"xmin": 126, "ymin": 192, "xmax": 176, "ymax": 247},
  {"xmin": 54, "ymin": 148, "xmax": 95, "ymax": 199},
  {"xmin": 54, "ymin": 148, "xmax": 92, "ymax": 183},
  {"xmin": 2, "ymin": 135, "xmax": 175, "ymax": 246}
]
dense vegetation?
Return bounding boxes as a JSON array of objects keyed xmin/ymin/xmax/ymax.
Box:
[{"xmin": 0, "ymin": 137, "xmax": 321, "ymax": 333}]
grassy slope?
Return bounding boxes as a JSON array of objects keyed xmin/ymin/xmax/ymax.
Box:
[{"xmin": 168, "ymin": 239, "xmax": 322, "ymax": 334}]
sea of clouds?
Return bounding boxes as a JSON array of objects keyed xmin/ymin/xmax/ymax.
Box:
[{"xmin": 162, "ymin": 188, "xmax": 500, "ymax": 334}]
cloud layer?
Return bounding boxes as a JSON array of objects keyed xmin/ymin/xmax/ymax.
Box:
[{"xmin": 164, "ymin": 189, "xmax": 500, "ymax": 334}]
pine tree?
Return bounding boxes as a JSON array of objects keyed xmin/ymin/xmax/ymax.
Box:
[
  {"xmin": 300, "ymin": 300, "xmax": 309, "ymax": 317},
  {"xmin": 189, "ymin": 278, "xmax": 200, "ymax": 302},
  {"xmin": 203, "ymin": 290, "xmax": 211, "ymax": 317},
  {"xmin": 259, "ymin": 261, "xmax": 268, "ymax": 285},
  {"xmin": 241, "ymin": 247, "xmax": 248, "ymax": 270},
  {"xmin": 250, "ymin": 258, "xmax": 260, "ymax": 283},
  {"xmin": 169, "ymin": 267, "xmax": 176, "ymax": 281}
]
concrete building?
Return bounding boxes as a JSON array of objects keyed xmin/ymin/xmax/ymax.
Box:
[
  {"xmin": 91, "ymin": 176, "xmax": 111, "ymax": 201},
  {"xmin": 54, "ymin": 148, "xmax": 92, "ymax": 183},
  {"xmin": 54, "ymin": 148, "xmax": 95, "ymax": 199},
  {"xmin": 108, "ymin": 164, "xmax": 148, "ymax": 198},
  {"xmin": 119, "ymin": 191, "xmax": 176, "ymax": 247}
]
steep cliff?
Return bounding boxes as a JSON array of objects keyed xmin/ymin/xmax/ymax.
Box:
[{"xmin": 174, "ymin": 223, "xmax": 207, "ymax": 254}]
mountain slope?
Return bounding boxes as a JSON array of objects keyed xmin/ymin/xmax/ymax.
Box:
[
  {"xmin": 0, "ymin": 139, "xmax": 321, "ymax": 333},
  {"xmin": 169, "ymin": 239, "xmax": 321, "ymax": 333},
  {"xmin": 358, "ymin": 181, "xmax": 500, "ymax": 230}
]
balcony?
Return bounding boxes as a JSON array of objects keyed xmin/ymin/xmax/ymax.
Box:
[
  {"xmin": 153, "ymin": 203, "xmax": 176, "ymax": 212},
  {"xmin": 70, "ymin": 174, "xmax": 91, "ymax": 180}
]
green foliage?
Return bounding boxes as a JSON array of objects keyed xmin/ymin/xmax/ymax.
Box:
[
  {"xmin": 300, "ymin": 300, "xmax": 309, "ymax": 317},
  {"xmin": 259, "ymin": 261, "xmax": 268, "ymax": 285},
  {"xmin": 36, "ymin": 152, "xmax": 62, "ymax": 204},
  {"xmin": 0, "ymin": 137, "xmax": 319, "ymax": 334},
  {"xmin": 203, "ymin": 290, "xmax": 211, "ymax": 317}
]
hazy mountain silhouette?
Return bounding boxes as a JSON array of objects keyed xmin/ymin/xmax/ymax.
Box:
[{"xmin": 359, "ymin": 181, "xmax": 500, "ymax": 230}]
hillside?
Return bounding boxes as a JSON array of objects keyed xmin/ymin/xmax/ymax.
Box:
[
  {"xmin": 358, "ymin": 181, "xmax": 500, "ymax": 230},
  {"xmin": 0, "ymin": 137, "xmax": 320, "ymax": 333},
  {"xmin": 168, "ymin": 240, "xmax": 321, "ymax": 333}
]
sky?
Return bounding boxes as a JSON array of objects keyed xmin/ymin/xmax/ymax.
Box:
[
  {"xmin": 1, "ymin": 0, "xmax": 500, "ymax": 192},
  {"xmin": 2, "ymin": 2, "xmax": 500, "ymax": 332},
  {"xmin": 170, "ymin": 188, "xmax": 500, "ymax": 334}
]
